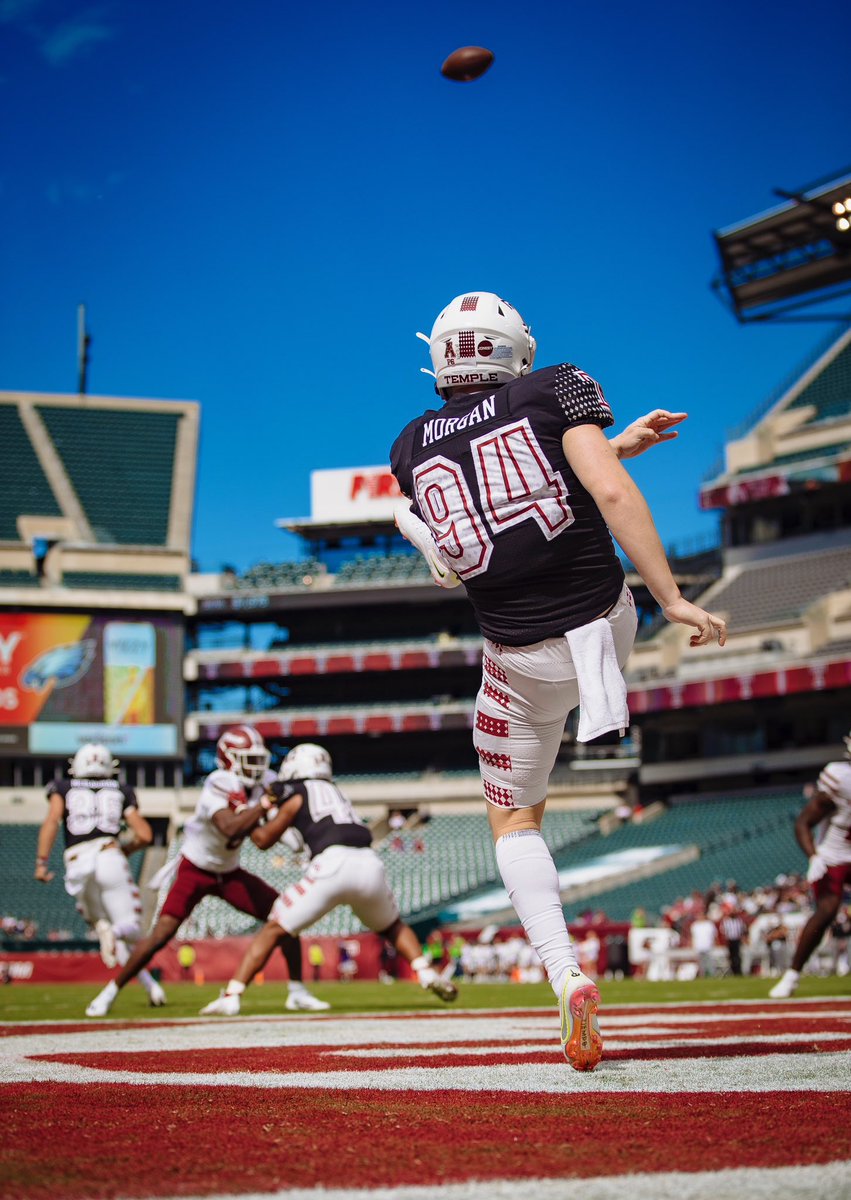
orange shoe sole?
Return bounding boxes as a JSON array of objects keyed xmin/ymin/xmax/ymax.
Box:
[{"xmin": 561, "ymin": 983, "xmax": 602, "ymax": 1072}]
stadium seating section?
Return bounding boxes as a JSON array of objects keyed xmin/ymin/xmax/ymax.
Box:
[
  {"xmin": 36, "ymin": 406, "xmax": 180, "ymax": 544},
  {"xmin": 702, "ymin": 546, "xmax": 851, "ymax": 631},
  {"xmin": 559, "ymin": 789, "xmax": 803, "ymax": 921},
  {"xmin": 61, "ymin": 572, "xmax": 183, "ymax": 591},
  {"xmin": 0, "ymin": 789, "xmax": 809, "ymax": 945},
  {"xmin": 1, "ymin": 825, "xmax": 145, "ymax": 944},
  {"xmin": 336, "ymin": 554, "xmax": 433, "ymax": 586},
  {"xmin": 0, "ymin": 405, "xmax": 61, "ymax": 540},
  {"xmin": 787, "ymin": 338, "xmax": 851, "ymax": 422},
  {"xmin": 0, "ymin": 569, "xmax": 40, "ymax": 588},
  {"xmin": 229, "ymin": 560, "xmax": 324, "ymax": 590}
]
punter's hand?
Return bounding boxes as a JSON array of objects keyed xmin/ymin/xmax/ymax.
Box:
[
  {"xmin": 614, "ymin": 410, "xmax": 687, "ymax": 460},
  {"xmin": 34, "ymin": 860, "xmax": 54, "ymax": 883},
  {"xmin": 662, "ymin": 598, "xmax": 727, "ymax": 647}
]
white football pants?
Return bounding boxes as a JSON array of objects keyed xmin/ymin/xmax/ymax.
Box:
[
  {"xmin": 270, "ymin": 845, "xmax": 399, "ymax": 936},
  {"xmin": 63, "ymin": 837, "xmax": 143, "ymax": 940},
  {"xmin": 474, "ymin": 583, "xmax": 637, "ymax": 809}
]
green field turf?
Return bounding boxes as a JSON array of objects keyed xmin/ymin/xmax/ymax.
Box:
[{"xmin": 1, "ymin": 974, "xmax": 849, "ymax": 1022}]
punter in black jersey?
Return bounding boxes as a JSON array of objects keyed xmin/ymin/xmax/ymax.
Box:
[
  {"xmin": 35, "ymin": 742, "xmax": 166, "ymax": 1005},
  {"xmin": 390, "ymin": 292, "xmax": 727, "ymax": 1071},
  {"xmin": 200, "ymin": 743, "xmax": 458, "ymax": 1015}
]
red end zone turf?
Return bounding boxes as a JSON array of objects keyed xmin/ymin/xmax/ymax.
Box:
[{"xmin": 3, "ymin": 1085, "xmax": 850, "ymax": 1198}]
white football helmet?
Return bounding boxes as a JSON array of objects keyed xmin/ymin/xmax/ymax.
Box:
[
  {"xmin": 69, "ymin": 743, "xmax": 118, "ymax": 778},
  {"xmin": 279, "ymin": 743, "xmax": 333, "ymax": 782},
  {"xmin": 215, "ymin": 725, "xmax": 271, "ymax": 786},
  {"xmin": 420, "ymin": 292, "xmax": 536, "ymax": 395}
]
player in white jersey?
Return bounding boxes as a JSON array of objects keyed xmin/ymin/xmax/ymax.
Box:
[
  {"xmin": 84, "ymin": 726, "xmax": 327, "ymax": 1017},
  {"xmin": 200, "ymin": 743, "xmax": 458, "ymax": 1016},
  {"xmin": 770, "ymin": 734, "xmax": 851, "ymax": 998},
  {"xmin": 36, "ymin": 743, "xmax": 166, "ymax": 1007}
]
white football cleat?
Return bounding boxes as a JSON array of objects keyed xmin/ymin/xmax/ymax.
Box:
[
  {"xmin": 200, "ymin": 991, "xmax": 241, "ymax": 1017},
  {"xmin": 85, "ymin": 984, "xmax": 117, "ymax": 1018},
  {"xmin": 428, "ymin": 977, "xmax": 458, "ymax": 1003},
  {"xmin": 769, "ymin": 969, "xmax": 800, "ymax": 999},
  {"xmin": 94, "ymin": 919, "xmax": 117, "ymax": 969},
  {"xmin": 285, "ymin": 990, "xmax": 330, "ymax": 1012},
  {"xmin": 148, "ymin": 981, "xmax": 167, "ymax": 1008}
]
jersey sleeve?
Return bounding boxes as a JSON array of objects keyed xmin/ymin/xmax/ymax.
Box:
[
  {"xmin": 46, "ymin": 779, "xmax": 68, "ymax": 802},
  {"xmin": 541, "ymin": 363, "xmax": 614, "ymax": 432},
  {"xmin": 390, "ymin": 425, "xmax": 415, "ymax": 498},
  {"xmin": 199, "ymin": 770, "xmax": 242, "ymax": 818},
  {"xmin": 120, "ymin": 785, "xmax": 139, "ymax": 813},
  {"xmin": 818, "ymin": 762, "xmax": 850, "ymax": 804}
]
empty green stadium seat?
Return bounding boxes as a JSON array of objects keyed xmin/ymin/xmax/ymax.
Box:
[
  {"xmin": 0, "ymin": 405, "xmax": 61, "ymax": 540},
  {"xmin": 37, "ymin": 406, "xmax": 180, "ymax": 545}
]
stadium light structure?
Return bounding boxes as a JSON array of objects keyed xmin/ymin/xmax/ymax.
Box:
[{"xmin": 711, "ymin": 169, "xmax": 851, "ymax": 323}]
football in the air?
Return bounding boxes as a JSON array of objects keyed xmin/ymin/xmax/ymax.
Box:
[{"xmin": 440, "ymin": 46, "xmax": 494, "ymax": 82}]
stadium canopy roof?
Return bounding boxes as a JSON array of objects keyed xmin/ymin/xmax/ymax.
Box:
[{"xmin": 712, "ymin": 170, "xmax": 851, "ymax": 322}]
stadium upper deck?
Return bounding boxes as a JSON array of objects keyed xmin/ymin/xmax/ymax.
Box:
[{"xmin": 0, "ymin": 391, "xmax": 198, "ymax": 789}]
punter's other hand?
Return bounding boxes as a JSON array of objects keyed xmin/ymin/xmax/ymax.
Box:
[
  {"xmin": 615, "ymin": 410, "xmax": 687, "ymax": 459},
  {"xmin": 662, "ymin": 597, "xmax": 727, "ymax": 647}
]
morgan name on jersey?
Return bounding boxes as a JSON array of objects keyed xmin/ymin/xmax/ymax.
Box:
[{"xmin": 390, "ymin": 363, "xmax": 623, "ymax": 644}]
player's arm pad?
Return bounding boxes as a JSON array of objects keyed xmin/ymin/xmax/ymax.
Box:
[{"xmin": 394, "ymin": 502, "xmax": 461, "ymax": 589}]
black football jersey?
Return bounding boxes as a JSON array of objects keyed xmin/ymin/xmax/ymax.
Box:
[
  {"xmin": 390, "ymin": 363, "xmax": 625, "ymax": 644},
  {"xmin": 274, "ymin": 778, "xmax": 372, "ymax": 859},
  {"xmin": 47, "ymin": 777, "xmax": 138, "ymax": 849}
]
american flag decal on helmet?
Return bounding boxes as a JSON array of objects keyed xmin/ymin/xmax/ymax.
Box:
[
  {"xmin": 460, "ymin": 295, "xmax": 479, "ymax": 311},
  {"xmin": 459, "ymin": 330, "xmax": 476, "ymax": 357}
]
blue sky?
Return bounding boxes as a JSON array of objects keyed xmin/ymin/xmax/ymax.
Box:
[{"xmin": 1, "ymin": 0, "xmax": 849, "ymax": 571}]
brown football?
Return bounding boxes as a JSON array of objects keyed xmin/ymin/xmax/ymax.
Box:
[{"xmin": 440, "ymin": 46, "xmax": 495, "ymax": 82}]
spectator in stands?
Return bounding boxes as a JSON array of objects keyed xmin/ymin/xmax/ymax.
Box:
[
  {"xmin": 199, "ymin": 743, "xmax": 458, "ymax": 1016},
  {"xmin": 689, "ymin": 911, "xmax": 718, "ymax": 977},
  {"xmin": 36, "ymin": 743, "xmax": 166, "ymax": 1009},
  {"xmin": 771, "ymin": 743, "xmax": 851, "ymax": 998},
  {"xmin": 84, "ymin": 726, "xmax": 326, "ymax": 1018},
  {"xmin": 719, "ymin": 908, "xmax": 748, "ymax": 976},
  {"xmin": 308, "ymin": 942, "xmax": 325, "ymax": 982},
  {"xmin": 766, "ymin": 918, "xmax": 792, "ymax": 975},
  {"xmin": 577, "ymin": 929, "xmax": 601, "ymax": 978},
  {"xmin": 391, "ymin": 291, "xmax": 727, "ymax": 1070}
]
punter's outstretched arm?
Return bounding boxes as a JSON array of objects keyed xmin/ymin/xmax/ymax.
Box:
[
  {"xmin": 610, "ymin": 409, "xmax": 687, "ymax": 460},
  {"xmin": 563, "ymin": 424, "xmax": 727, "ymax": 648}
]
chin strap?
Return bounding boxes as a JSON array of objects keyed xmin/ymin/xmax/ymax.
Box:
[{"xmin": 416, "ymin": 332, "xmax": 437, "ymax": 379}]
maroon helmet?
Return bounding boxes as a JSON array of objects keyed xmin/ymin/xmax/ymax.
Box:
[{"xmin": 215, "ymin": 725, "xmax": 270, "ymax": 787}]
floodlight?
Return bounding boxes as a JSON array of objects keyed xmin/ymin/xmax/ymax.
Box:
[{"xmin": 712, "ymin": 169, "xmax": 851, "ymax": 322}]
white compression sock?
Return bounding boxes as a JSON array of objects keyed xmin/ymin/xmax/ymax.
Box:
[{"xmin": 494, "ymin": 829, "xmax": 578, "ymax": 999}]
